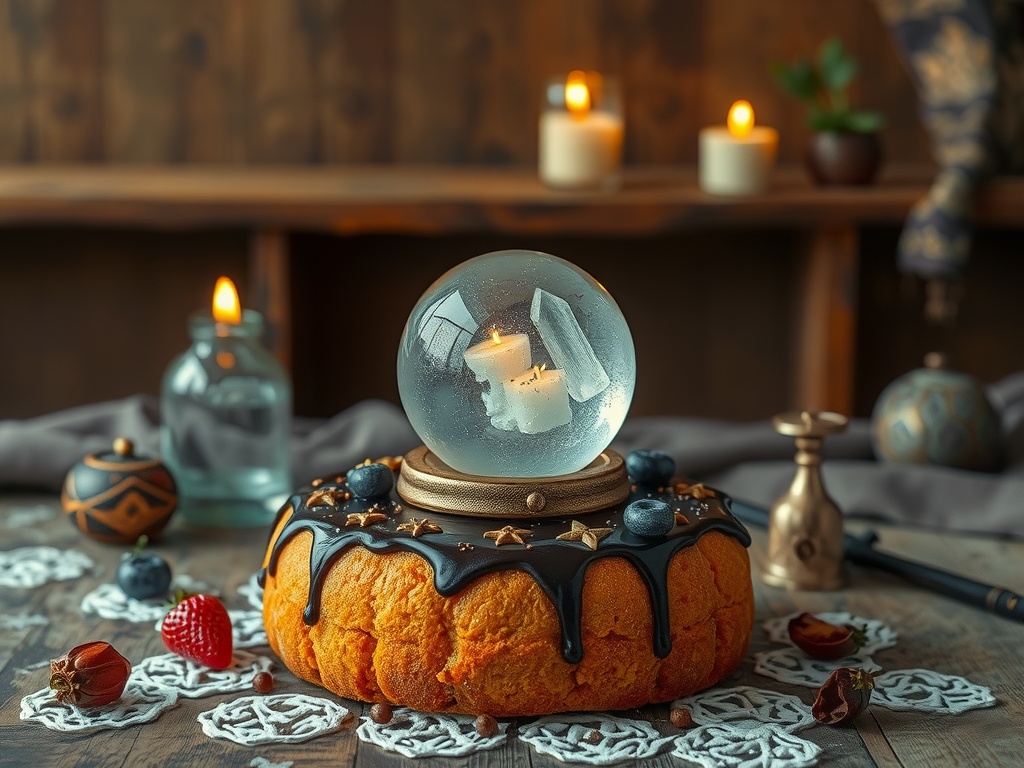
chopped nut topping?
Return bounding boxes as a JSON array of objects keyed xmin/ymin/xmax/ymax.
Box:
[
  {"xmin": 484, "ymin": 525, "xmax": 533, "ymax": 547},
  {"xmin": 675, "ymin": 481, "xmax": 716, "ymax": 500},
  {"xmin": 396, "ymin": 518, "xmax": 443, "ymax": 537},
  {"xmin": 555, "ymin": 520, "xmax": 613, "ymax": 550},
  {"xmin": 345, "ymin": 511, "xmax": 388, "ymax": 528},
  {"xmin": 306, "ymin": 487, "xmax": 350, "ymax": 508}
]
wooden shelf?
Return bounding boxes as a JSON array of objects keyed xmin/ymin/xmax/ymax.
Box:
[{"xmin": 1, "ymin": 163, "xmax": 1018, "ymax": 418}]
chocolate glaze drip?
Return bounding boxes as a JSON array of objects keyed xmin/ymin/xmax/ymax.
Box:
[{"xmin": 261, "ymin": 477, "xmax": 750, "ymax": 665}]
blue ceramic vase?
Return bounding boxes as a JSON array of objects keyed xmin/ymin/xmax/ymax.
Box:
[{"xmin": 871, "ymin": 353, "xmax": 1004, "ymax": 472}]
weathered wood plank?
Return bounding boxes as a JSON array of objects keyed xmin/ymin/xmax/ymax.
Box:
[
  {"xmin": 316, "ymin": 0, "xmax": 396, "ymax": 163},
  {"xmin": 178, "ymin": 0, "xmax": 248, "ymax": 163},
  {"xmin": 103, "ymin": 1, "xmax": 182, "ymax": 161}
]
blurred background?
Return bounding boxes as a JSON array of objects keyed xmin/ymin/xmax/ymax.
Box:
[{"xmin": 1, "ymin": 0, "xmax": 1022, "ymax": 423}]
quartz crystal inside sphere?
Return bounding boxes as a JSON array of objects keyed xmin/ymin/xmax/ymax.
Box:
[{"xmin": 397, "ymin": 251, "xmax": 636, "ymax": 477}]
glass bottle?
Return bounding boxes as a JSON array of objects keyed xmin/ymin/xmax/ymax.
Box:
[{"xmin": 160, "ymin": 309, "xmax": 291, "ymax": 527}]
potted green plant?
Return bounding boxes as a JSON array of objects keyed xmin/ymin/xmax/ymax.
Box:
[{"xmin": 772, "ymin": 38, "xmax": 884, "ymax": 185}]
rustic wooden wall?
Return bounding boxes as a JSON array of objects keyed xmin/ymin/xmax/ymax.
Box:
[
  {"xmin": 0, "ymin": 0, "xmax": 928, "ymax": 167},
  {"xmin": 9, "ymin": 0, "xmax": 1006, "ymax": 428}
]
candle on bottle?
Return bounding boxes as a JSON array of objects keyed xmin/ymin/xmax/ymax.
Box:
[
  {"xmin": 539, "ymin": 70, "xmax": 624, "ymax": 190},
  {"xmin": 160, "ymin": 276, "xmax": 292, "ymax": 528},
  {"xmin": 463, "ymin": 330, "xmax": 532, "ymax": 430},
  {"xmin": 699, "ymin": 100, "xmax": 779, "ymax": 196},
  {"xmin": 503, "ymin": 365, "xmax": 572, "ymax": 435}
]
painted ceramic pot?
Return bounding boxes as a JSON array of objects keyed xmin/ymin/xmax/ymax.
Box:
[
  {"xmin": 871, "ymin": 353, "xmax": 1004, "ymax": 472},
  {"xmin": 61, "ymin": 437, "xmax": 178, "ymax": 543},
  {"xmin": 806, "ymin": 131, "xmax": 882, "ymax": 185}
]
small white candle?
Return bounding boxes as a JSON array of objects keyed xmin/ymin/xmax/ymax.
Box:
[
  {"xmin": 539, "ymin": 71, "xmax": 623, "ymax": 190},
  {"xmin": 699, "ymin": 100, "xmax": 778, "ymax": 196},
  {"xmin": 464, "ymin": 331, "xmax": 532, "ymax": 430},
  {"xmin": 503, "ymin": 365, "xmax": 572, "ymax": 435}
]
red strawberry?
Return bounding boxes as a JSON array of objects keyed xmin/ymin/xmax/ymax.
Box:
[{"xmin": 161, "ymin": 593, "xmax": 233, "ymax": 669}]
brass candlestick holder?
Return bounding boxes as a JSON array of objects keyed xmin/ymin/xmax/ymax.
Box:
[{"xmin": 762, "ymin": 411, "xmax": 848, "ymax": 591}]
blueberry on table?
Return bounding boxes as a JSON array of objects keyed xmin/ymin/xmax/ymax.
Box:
[
  {"xmin": 624, "ymin": 498, "xmax": 675, "ymax": 538},
  {"xmin": 346, "ymin": 463, "xmax": 395, "ymax": 499},
  {"xmin": 116, "ymin": 536, "xmax": 172, "ymax": 600},
  {"xmin": 625, "ymin": 450, "xmax": 675, "ymax": 486}
]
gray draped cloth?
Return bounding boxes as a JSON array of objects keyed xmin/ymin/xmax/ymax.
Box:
[{"xmin": 2, "ymin": 374, "xmax": 1023, "ymax": 538}]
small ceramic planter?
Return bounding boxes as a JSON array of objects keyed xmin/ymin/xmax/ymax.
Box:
[
  {"xmin": 806, "ymin": 131, "xmax": 882, "ymax": 185},
  {"xmin": 61, "ymin": 437, "xmax": 178, "ymax": 543}
]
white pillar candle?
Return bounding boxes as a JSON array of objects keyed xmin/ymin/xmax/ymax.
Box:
[
  {"xmin": 503, "ymin": 366, "xmax": 572, "ymax": 435},
  {"xmin": 699, "ymin": 100, "xmax": 778, "ymax": 196},
  {"xmin": 539, "ymin": 71, "xmax": 623, "ymax": 190},
  {"xmin": 463, "ymin": 331, "xmax": 532, "ymax": 430}
]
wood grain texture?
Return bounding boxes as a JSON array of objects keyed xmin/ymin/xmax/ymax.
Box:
[
  {"xmin": 3, "ymin": 496, "xmax": 1021, "ymax": 766},
  {"xmin": 0, "ymin": 0, "xmax": 930, "ymax": 166}
]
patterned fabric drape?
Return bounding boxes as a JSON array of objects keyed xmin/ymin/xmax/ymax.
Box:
[{"xmin": 876, "ymin": 0, "xmax": 1024, "ymax": 280}]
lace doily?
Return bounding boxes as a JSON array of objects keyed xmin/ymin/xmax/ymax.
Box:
[
  {"xmin": 83, "ymin": 575, "xmax": 211, "ymax": 622},
  {"xmin": 754, "ymin": 646, "xmax": 882, "ymax": 688},
  {"xmin": 873, "ymin": 669, "xmax": 997, "ymax": 714},
  {"xmin": 250, "ymin": 759, "xmax": 293, "ymax": 768},
  {"xmin": 133, "ymin": 650, "xmax": 273, "ymax": 698},
  {"xmin": 198, "ymin": 694, "xmax": 352, "ymax": 745},
  {"xmin": 20, "ymin": 678, "xmax": 179, "ymax": 732},
  {"xmin": 672, "ymin": 723, "xmax": 822, "ymax": 768},
  {"xmin": 674, "ymin": 686, "xmax": 816, "ymax": 733},
  {"xmin": 0, "ymin": 613, "xmax": 49, "ymax": 630},
  {"xmin": 239, "ymin": 572, "xmax": 265, "ymax": 610},
  {"xmin": 229, "ymin": 609, "xmax": 269, "ymax": 649},
  {"xmin": 517, "ymin": 713, "xmax": 674, "ymax": 765},
  {"xmin": 356, "ymin": 708, "xmax": 508, "ymax": 758},
  {"xmin": 3, "ymin": 504, "xmax": 58, "ymax": 528},
  {"xmin": 0, "ymin": 546, "xmax": 94, "ymax": 588}
]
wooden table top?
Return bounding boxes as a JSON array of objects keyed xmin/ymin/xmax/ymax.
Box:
[{"xmin": 2, "ymin": 493, "xmax": 1022, "ymax": 767}]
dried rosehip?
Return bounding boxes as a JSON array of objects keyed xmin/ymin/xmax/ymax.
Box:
[
  {"xmin": 49, "ymin": 641, "xmax": 131, "ymax": 708},
  {"xmin": 813, "ymin": 667, "xmax": 875, "ymax": 725},
  {"xmin": 788, "ymin": 612, "xmax": 866, "ymax": 660}
]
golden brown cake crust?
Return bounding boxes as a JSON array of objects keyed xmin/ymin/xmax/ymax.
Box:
[{"xmin": 262, "ymin": 504, "xmax": 753, "ymax": 716}]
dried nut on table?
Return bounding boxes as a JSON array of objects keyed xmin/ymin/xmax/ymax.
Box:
[
  {"xmin": 161, "ymin": 593, "xmax": 234, "ymax": 670},
  {"xmin": 252, "ymin": 671, "xmax": 275, "ymax": 693},
  {"xmin": 49, "ymin": 641, "xmax": 131, "ymax": 708},
  {"xmin": 669, "ymin": 706, "xmax": 695, "ymax": 729},
  {"xmin": 787, "ymin": 612, "xmax": 867, "ymax": 660},
  {"xmin": 813, "ymin": 667, "xmax": 876, "ymax": 725},
  {"xmin": 116, "ymin": 535, "xmax": 173, "ymax": 601},
  {"xmin": 369, "ymin": 703, "xmax": 393, "ymax": 724},
  {"xmin": 474, "ymin": 714, "xmax": 499, "ymax": 737}
]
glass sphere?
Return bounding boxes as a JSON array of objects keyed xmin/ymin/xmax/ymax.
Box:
[{"xmin": 397, "ymin": 250, "xmax": 636, "ymax": 477}]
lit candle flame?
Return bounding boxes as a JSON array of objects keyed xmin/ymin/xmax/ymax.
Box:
[
  {"xmin": 212, "ymin": 277, "xmax": 241, "ymax": 324},
  {"xmin": 565, "ymin": 70, "xmax": 590, "ymax": 117},
  {"xmin": 727, "ymin": 100, "xmax": 754, "ymax": 139},
  {"xmin": 491, "ymin": 328, "xmax": 502, "ymax": 344}
]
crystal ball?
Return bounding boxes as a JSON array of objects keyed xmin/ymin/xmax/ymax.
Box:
[{"xmin": 397, "ymin": 250, "xmax": 636, "ymax": 477}]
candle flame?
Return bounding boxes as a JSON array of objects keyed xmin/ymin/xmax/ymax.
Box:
[
  {"xmin": 491, "ymin": 328, "xmax": 502, "ymax": 344},
  {"xmin": 727, "ymin": 100, "xmax": 754, "ymax": 139},
  {"xmin": 565, "ymin": 70, "xmax": 590, "ymax": 117},
  {"xmin": 212, "ymin": 277, "xmax": 241, "ymax": 324}
]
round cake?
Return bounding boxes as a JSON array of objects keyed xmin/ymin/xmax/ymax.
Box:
[{"xmin": 260, "ymin": 456, "xmax": 753, "ymax": 717}]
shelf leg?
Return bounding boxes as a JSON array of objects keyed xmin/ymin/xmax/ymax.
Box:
[
  {"xmin": 794, "ymin": 223, "xmax": 859, "ymax": 415},
  {"xmin": 248, "ymin": 227, "xmax": 291, "ymax": 373}
]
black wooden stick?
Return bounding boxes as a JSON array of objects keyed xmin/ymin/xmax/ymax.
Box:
[{"xmin": 730, "ymin": 499, "xmax": 1024, "ymax": 623}]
